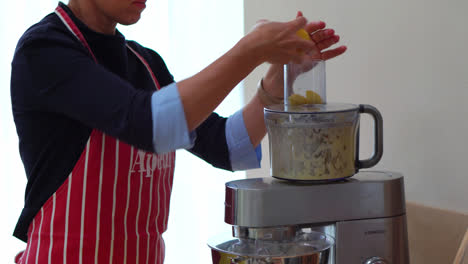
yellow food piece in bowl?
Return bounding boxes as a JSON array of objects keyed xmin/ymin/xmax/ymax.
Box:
[
  {"xmin": 288, "ymin": 90, "xmax": 323, "ymax": 105},
  {"xmin": 306, "ymin": 90, "xmax": 323, "ymax": 104},
  {"xmin": 288, "ymin": 94, "xmax": 308, "ymax": 105}
]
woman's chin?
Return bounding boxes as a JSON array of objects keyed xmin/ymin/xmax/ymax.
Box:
[{"xmin": 119, "ymin": 13, "xmax": 142, "ymax": 26}]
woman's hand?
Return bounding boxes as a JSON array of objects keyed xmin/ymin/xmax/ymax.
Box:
[
  {"xmin": 239, "ymin": 16, "xmax": 319, "ymax": 65},
  {"xmin": 262, "ymin": 11, "xmax": 347, "ymax": 98}
]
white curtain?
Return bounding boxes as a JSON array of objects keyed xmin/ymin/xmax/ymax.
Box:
[
  {"xmin": 0, "ymin": 0, "xmax": 60, "ymax": 261},
  {"xmin": 0, "ymin": 1, "xmax": 245, "ymax": 263}
]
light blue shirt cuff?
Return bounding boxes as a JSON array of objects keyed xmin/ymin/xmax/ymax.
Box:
[
  {"xmin": 226, "ymin": 109, "xmax": 262, "ymax": 171},
  {"xmin": 151, "ymin": 82, "xmax": 195, "ymax": 153}
]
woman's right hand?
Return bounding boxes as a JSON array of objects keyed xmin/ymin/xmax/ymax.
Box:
[{"xmin": 240, "ymin": 16, "xmax": 317, "ymax": 65}]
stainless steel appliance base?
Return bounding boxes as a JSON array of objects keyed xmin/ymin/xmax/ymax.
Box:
[{"xmin": 220, "ymin": 171, "xmax": 410, "ymax": 264}]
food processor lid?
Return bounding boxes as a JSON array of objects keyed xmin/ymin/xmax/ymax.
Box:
[
  {"xmin": 265, "ymin": 103, "xmax": 358, "ymax": 114},
  {"xmin": 208, "ymin": 231, "xmax": 334, "ymax": 258}
]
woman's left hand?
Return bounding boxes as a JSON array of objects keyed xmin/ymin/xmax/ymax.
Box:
[{"xmin": 262, "ymin": 11, "xmax": 347, "ymax": 99}]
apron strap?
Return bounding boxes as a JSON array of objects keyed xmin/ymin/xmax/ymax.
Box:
[
  {"xmin": 126, "ymin": 43, "xmax": 161, "ymax": 90},
  {"xmin": 55, "ymin": 6, "xmax": 98, "ymax": 63}
]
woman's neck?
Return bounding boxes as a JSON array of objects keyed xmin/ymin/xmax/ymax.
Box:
[{"xmin": 67, "ymin": 0, "xmax": 117, "ymax": 35}]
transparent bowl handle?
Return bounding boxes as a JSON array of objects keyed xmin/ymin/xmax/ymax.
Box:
[{"xmin": 356, "ymin": 104, "xmax": 383, "ymax": 169}]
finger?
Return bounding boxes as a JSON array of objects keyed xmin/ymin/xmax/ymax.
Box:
[
  {"xmin": 296, "ymin": 11, "xmax": 308, "ymax": 24},
  {"xmin": 305, "ymin": 21, "xmax": 326, "ymax": 34},
  {"xmin": 286, "ymin": 16, "xmax": 307, "ymax": 32},
  {"xmin": 316, "ymin": 35, "xmax": 340, "ymax": 50},
  {"xmin": 320, "ymin": 46, "xmax": 347, "ymax": 60},
  {"xmin": 296, "ymin": 11, "xmax": 307, "ymax": 24},
  {"xmin": 310, "ymin": 29, "xmax": 335, "ymax": 43}
]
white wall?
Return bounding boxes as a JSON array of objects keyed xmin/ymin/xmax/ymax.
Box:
[{"xmin": 244, "ymin": 0, "xmax": 468, "ymax": 214}]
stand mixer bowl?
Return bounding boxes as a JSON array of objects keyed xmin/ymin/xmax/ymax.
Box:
[{"xmin": 209, "ymin": 229, "xmax": 334, "ymax": 264}]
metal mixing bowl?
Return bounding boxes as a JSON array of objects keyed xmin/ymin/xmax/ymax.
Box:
[{"xmin": 209, "ymin": 230, "xmax": 334, "ymax": 264}]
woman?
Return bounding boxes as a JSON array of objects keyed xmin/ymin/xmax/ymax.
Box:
[{"xmin": 11, "ymin": 0, "xmax": 346, "ymax": 263}]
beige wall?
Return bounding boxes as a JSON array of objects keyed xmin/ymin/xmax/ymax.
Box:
[{"xmin": 244, "ymin": 0, "xmax": 468, "ymax": 214}]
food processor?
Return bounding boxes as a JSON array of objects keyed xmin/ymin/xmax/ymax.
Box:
[{"xmin": 208, "ymin": 60, "xmax": 410, "ymax": 264}]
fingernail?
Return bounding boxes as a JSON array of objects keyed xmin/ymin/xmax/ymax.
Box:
[{"xmin": 326, "ymin": 29, "xmax": 334, "ymax": 35}]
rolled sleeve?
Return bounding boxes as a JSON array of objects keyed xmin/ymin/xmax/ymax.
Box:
[
  {"xmin": 151, "ymin": 82, "xmax": 196, "ymax": 153},
  {"xmin": 225, "ymin": 109, "xmax": 262, "ymax": 171}
]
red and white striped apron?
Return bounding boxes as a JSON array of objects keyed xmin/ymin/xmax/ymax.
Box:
[{"xmin": 16, "ymin": 5, "xmax": 175, "ymax": 264}]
